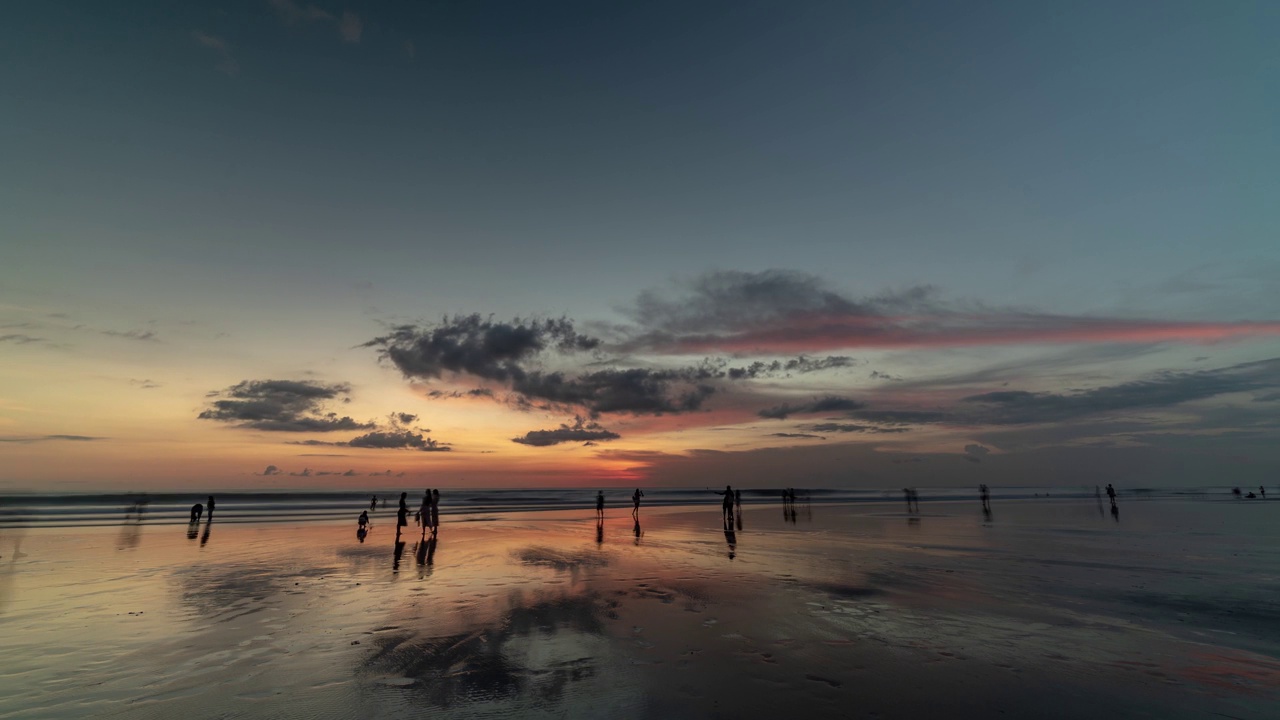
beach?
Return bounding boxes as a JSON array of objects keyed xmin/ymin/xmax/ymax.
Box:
[{"xmin": 2, "ymin": 497, "xmax": 1278, "ymax": 719}]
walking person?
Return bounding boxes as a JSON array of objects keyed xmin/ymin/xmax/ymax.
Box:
[
  {"xmin": 596, "ymin": 490, "xmax": 605, "ymax": 519},
  {"xmin": 632, "ymin": 488, "xmax": 644, "ymax": 516}
]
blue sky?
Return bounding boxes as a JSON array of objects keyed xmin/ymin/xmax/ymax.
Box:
[{"xmin": 2, "ymin": 1, "xmax": 1278, "ymax": 489}]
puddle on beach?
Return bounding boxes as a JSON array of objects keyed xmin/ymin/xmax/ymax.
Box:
[{"xmin": 1, "ymin": 500, "xmax": 1278, "ymax": 718}]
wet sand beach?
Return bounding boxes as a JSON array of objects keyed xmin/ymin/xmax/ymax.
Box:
[{"xmin": 2, "ymin": 498, "xmax": 1278, "ymax": 719}]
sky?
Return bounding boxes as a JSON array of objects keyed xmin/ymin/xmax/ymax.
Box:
[{"xmin": 2, "ymin": 0, "xmax": 1279, "ymax": 491}]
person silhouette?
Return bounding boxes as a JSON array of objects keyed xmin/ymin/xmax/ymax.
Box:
[
  {"xmin": 358, "ymin": 510, "xmax": 369, "ymax": 530},
  {"xmin": 714, "ymin": 485, "xmax": 734, "ymax": 524},
  {"xmin": 189, "ymin": 502, "xmax": 204, "ymax": 524},
  {"xmin": 734, "ymin": 489, "xmax": 742, "ymax": 514},
  {"xmin": 371, "ymin": 495, "xmax": 377, "ymax": 511},
  {"xmin": 396, "ymin": 492, "xmax": 408, "ymax": 536},
  {"xmin": 1261, "ymin": 486, "xmax": 1267, "ymax": 500},
  {"xmin": 206, "ymin": 496, "xmax": 216, "ymax": 517},
  {"xmin": 1106, "ymin": 484, "xmax": 1117, "ymax": 505},
  {"xmin": 632, "ymin": 488, "xmax": 644, "ymax": 516},
  {"xmin": 419, "ymin": 490, "xmax": 430, "ymax": 530},
  {"xmin": 596, "ymin": 491, "xmax": 605, "ymax": 519},
  {"xmin": 431, "ymin": 489, "xmax": 440, "ymax": 532}
]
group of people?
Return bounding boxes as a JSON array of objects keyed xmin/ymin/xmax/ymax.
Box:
[
  {"xmin": 356, "ymin": 489, "xmax": 443, "ymax": 542},
  {"xmin": 1233, "ymin": 486, "xmax": 1268, "ymax": 499}
]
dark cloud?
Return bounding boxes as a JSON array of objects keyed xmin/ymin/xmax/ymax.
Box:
[
  {"xmin": 0, "ymin": 334, "xmax": 44, "ymax": 344},
  {"xmin": 368, "ymin": 316, "xmax": 714, "ymax": 416},
  {"xmin": 759, "ymin": 396, "xmax": 864, "ymax": 420},
  {"xmin": 289, "ymin": 468, "xmax": 311, "ymax": 477},
  {"xmin": 427, "ymin": 388, "xmax": 496, "ymax": 400},
  {"xmin": 626, "ymin": 270, "xmax": 928, "ymax": 337},
  {"xmin": 512, "ymin": 417, "xmax": 621, "ymax": 447},
  {"xmin": 0, "ymin": 434, "xmax": 104, "ymax": 443},
  {"xmin": 846, "ymin": 409, "xmax": 954, "ymax": 425},
  {"xmin": 807, "ymin": 423, "xmax": 910, "ymax": 434},
  {"xmin": 620, "ymin": 270, "xmax": 1280, "ymax": 354},
  {"xmin": 292, "ymin": 430, "xmax": 452, "ymax": 451},
  {"xmin": 365, "ymin": 315, "xmax": 599, "ymax": 383},
  {"xmin": 963, "ymin": 444, "xmax": 991, "ymax": 463},
  {"xmin": 348, "ymin": 430, "xmax": 452, "ymax": 452},
  {"xmin": 959, "ymin": 358, "xmax": 1280, "ymax": 425},
  {"xmin": 261, "ymin": 464, "xmax": 282, "ymax": 476},
  {"xmin": 198, "ymin": 379, "xmax": 374, "ymax": 432},
  {"xmin": 768, "ymin": 432, "xmax": 825, "ymax": 439},
  {"xmin": 393, "ymin": 412, "xmax": 418, "ymax": 425},
  {"xmin": 869, "ymin": 370, "xmax": 902, "ymax": 381},
  {"xmin": 130, "ymin": 378, "xmax": 162, "ymax": 390},
  {"xmin": 726, "ymin": 355, "xmax": 859, "ymax": 380},
  {"xmin": 101, "ymin": 329, "xmax": 157, "ymax": 342},
  {"xmin": 513, "ymin": 368, "xmax": 716, "ymax": 415}
]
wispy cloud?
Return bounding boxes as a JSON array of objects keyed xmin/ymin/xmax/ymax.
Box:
[
  {"xmin": 268, "ymin": 0, "xmax": 362, "ymax": 43},
  {"xmin": 193, "ymin": 31, "xmax": 239, "ymax": 75},
  {"xmin": 0, "ymin": 434, "xmax": 105, "ymax": 443},
  {"xmin": 620, "ymin": 270, "xmax": 1280, "ymax": 354}
]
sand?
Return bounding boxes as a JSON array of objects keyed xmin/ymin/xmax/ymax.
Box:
[{"xmin": 1, "ymin": 498, "xmax": 1278, "ymax": 719}]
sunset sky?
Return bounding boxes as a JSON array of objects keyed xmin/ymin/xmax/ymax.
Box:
[{"xmin": 3, "ymin": 1, "xmax": 1278, "ymax": 490}]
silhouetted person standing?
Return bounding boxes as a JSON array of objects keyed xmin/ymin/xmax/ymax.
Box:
[
  {"xmin": 1261, "ymin": 486, "xmax": 1267, "ymax": 500},
  {"xmin": 714, "ymin": 485, "xmax": 734, "ymax": 523},
  {"xmin": 396, "ymin": 492, "xmax": 408, "ymax": 536},
  {"xmin": 979, "ymin": 484, "xmax": 990, "ymax": 512},
  {"xmin": 419, "ymin": 490, "xmax": 430, "ymax": 529},
  {"xmin": 431, "ymin": 489, "xmax": 440, "ymax": 532},
  {"xmin": 596, "ymin": 491, "xmax": 605, "ymax": 519},
  {"xmin": 371, "ymin": 495, "xmax": 377, "ymax": 511},
  {"xmin": 206, "ymin": 496, "xmax": 215, "ymax": 517},
  {"xmin": 1106, "ymin": 484, "xmax": 1117, "ymax": 505},
  {"xmin": 632, "ymin": 488, "xmax": 644, "ymax": 516}
]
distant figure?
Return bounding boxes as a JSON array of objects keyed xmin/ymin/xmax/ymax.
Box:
[
  {"xmin": 714, "ymin": 485, "xmax": 734, "ymax": 523},
  {"xmin": 371, "ymin": 495, "xmax": 377, "ymax": 511},
  {"xmin": 396, "ymin": 492, "xmax": 408, "ymax": 534},
  {"xmin": 1246, "ymin": 491, "xmax": 1258, "ymax": 499},
  {"xmin": 189, "ymin": 502, "xmax": 204, "ymax": 524},
  {"xmin": 1105, "ymin": 484, "xmax": 1117, "ymax": 505},
  {"xmin": 431, "ymin": 489, "xmax": 440, "ymax": 532},
  {"xmin": 206, "ymin": 496, "xmax": 215, "ymax": 517},
  {"xmin": 596, "ymin": 491, "xmax": 605, "ymax": 519},
  {"xmin": 1232, "ymin": 487, "xmax": 1242, "ymax": 498},
  {"xmin": 979, "ymin": 484, "xmax": 990, "ymax": 512},
  {"xmin": 1261, "ymin": 486, "xmax": 1267, "ymax": 500},
  {"xmin": 381, "ymin": 497, "xmax": 387, "ymax": 509},
  {"xmin": 903, "ymin": 488, "xmax": 912, "ymax": 513},
  {"xmin": 358, "ymin": 510, "xmax": 369, "ymax": 530},
  {"xmin": 904, "ymin": 488, "xmax": 919, "ymax": 514},
  {"xmin": 418, "ymin": 490, "xmax": 430, "ymax": 529},
  {"xmin": 734, "ymin": 489, "xmax": 742, "ymax": 513},
  {"xmin": 632, "ymin": 488, "xmax": 644, "ymax": 516}
]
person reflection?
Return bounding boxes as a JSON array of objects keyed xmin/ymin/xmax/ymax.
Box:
[
  {"xmin": 633, "ymin": 516, "xmax": 642, "ymax": 545},
  {"xmin": 723, "ymin": 516, "xmax": 737, "ymax": 559},
  {"xmin": 596, "ymin": 515, "xmax": 604, "ymax": 545},
  {"xmin": 200, "ymin": 515, "xmax": 212, "ymax": 546},
  {"xmin": 415, "ymin": 536, "xmax": 428, "ymax": 565},
  {"xmin": 186, "ymin": 521, "xmax": 199, "ymax": 540},
  {"xmin": 982, "ymin": 505, "xmax": 993, "ymax": 523},
  {"xmin": 736, "ymin": 507, "xmax": 743, "ymax": 531},
  {"xmin": 393, "ymin": 537, "xmax": 406, "ymax": 572},
  {"xmin": 1110, "ymin": 502, "xmax": 1120, "ymax": 523}
]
